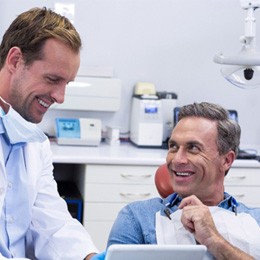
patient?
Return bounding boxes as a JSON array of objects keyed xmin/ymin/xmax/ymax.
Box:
[{"xmin": 107, "ymin": 102, "xmax": 260, "ymax": 259}]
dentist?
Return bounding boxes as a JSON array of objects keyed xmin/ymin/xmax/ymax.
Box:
[{"xmin": 0, "ymin": 7, "xmax": 104, "ymax": 260}]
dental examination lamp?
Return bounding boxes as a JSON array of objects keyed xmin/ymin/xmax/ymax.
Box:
[{"xmin": 214, "ymin": 0, "xmax": 260, "ymax": 88}]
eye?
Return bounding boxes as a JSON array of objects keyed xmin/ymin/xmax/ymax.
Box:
[
  {"xmin": 187, "ymin": 143, "xmax": 200, "ymax": 153},
  {"xmin": 46, "ymin": 76, "xmax": 62, "ymax": 84},
  {"xmin": 168, "ymin": 141, "xmax": 178, "ymax": 151}
]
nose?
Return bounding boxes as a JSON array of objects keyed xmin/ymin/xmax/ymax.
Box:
[
  {"xmin": 171, "ymin": 147, "xmax": 189, "ymax": 165},
  {"xmin": 50, "ymin": 84, "xmax": 66, "ymax": 104}
]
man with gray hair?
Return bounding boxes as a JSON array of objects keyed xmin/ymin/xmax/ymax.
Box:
[{"xmin": 107, "ymin": 102, "xmax": 260, "ymax": 259}]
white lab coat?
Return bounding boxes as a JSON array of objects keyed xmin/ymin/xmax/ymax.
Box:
[{"xmin": 0, "ymin": 139, "xmax": 98, "ymax": 260}]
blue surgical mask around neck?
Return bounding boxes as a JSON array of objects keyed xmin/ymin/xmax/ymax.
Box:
[{"xmin": 0, "ymin": 98, "xmax": 47, "ymax": 144}]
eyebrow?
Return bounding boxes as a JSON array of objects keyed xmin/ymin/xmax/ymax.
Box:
[
  {"xmin": 186, "ymin": 140, "xmax": 203, "ymax": 146},
  {"xmin": 44, "ymin": 74, "xmax": 66, "ymax": 83},
  {"xmin": 168, "ymin": 139, "xmax": 203, "ymax": 148}
]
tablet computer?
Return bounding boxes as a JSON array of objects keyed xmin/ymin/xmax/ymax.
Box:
[{"xmin": 106, "ymin": 244, "xmax": 207, "ymax": 260}]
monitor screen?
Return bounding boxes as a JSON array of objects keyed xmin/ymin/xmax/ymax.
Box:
[{"xmin": 173, "ymin": 107, "xmax": 238, "ymax": 127}]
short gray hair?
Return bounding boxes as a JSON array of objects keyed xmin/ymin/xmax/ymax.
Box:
[{"xmin": 178, "ymin": 102, "xmax": 241, "ymax": 157}]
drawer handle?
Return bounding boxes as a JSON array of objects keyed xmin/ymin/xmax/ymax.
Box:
[
  {"xmin": 120, "ymin": 174, "xmax": 152, "ymax": 180},
  {"xmin": 225, "ymin": 176, "xmax": 246, "ymax": 181},
  {"xmin": 120, "ymin": 192, "xmax": 151, "ymax": 199},
  {"xmin": 233, "ymin": 194, "xmax": 245, "ymax": 198}
]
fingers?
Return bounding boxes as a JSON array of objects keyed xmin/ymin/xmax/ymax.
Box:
[
  {"xmin": 178, "ymin": 195, "xmax": 217, "ymax": 242},
  {"xmin": 178, "ymin": 195, "xmax": 203, "ymax": 209},
  {"xmin": 181, "ymin": 216, "xmax": 196, "ymax": 233},
  {"xmin": 180, "ymin": 202, "xmax": 219, "ymax": 246},
  {"xmin": 180, "ymin": 204, "xmax": 203, "ymax": 233}
]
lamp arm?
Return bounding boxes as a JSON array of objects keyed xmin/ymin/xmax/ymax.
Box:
[
  {"xmin": 244, "ymin": 7, "xmax": 256, "ymax": 38},
  {"xmin": 240, "ymin": 3, "xmax": 257, "ymax": 51}
]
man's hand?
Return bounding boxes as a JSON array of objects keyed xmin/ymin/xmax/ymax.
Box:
[
  {"xmin": 178, "ymin": 195, "xmax": 254, "ymax": 260},
  {"xmin": 178, "ymin": 195, "xmax": 220, "ymax": 247}
]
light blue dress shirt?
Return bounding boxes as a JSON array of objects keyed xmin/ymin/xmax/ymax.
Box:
[
  {"xmin": 0, "ymin": 119, "xmax": 30, "ymax": 258},
  {"xmin": 0, "ymin": 107, "xmax": 98, "ymax": 259}
]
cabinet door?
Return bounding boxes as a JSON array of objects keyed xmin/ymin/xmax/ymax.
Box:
[
  {"xmin": 86, "ymin": 164, "xmax": 158, "ymax": 184},
  {"xmin": 83, "ymin": 203, "xmax": 126, "ymax": 251},
  {"xmin": 85, "ymin": 183, "xmax": 159, "ymax": 203},
  {"xmin": 84, "ymin": 202, "xmax": 126, "ymax": 221},
  {"xmin": 79, "ymin": 164, "xmax": 161, "ymax": 250},
  {"xmin": 225, "ymin": 167, "xmax": 260, "ymax": 207},
  {"xmin": 76, "ymin": 164, "xmax": 159, "ymax": 199},
  {"xmin": 225, "ymin": 168, "xmax": 260, "ymax": 186},
  {"xmin": 84, "ymin": 221, "xmax": 114, "ymax": 251},
  {"xmin": 224, "ymin": 186, "xmax": 260, "ymax": 207}
]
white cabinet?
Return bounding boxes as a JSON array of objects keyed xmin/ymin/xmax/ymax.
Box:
[
  {"xmin": 75, "ymin": 164, "xmax": 159, "ymax": 251},
  {"xmin": 75, "ymin": 163, "xmax": 260, "ymax": 251},
  {"xmin": 224, "ymin": 167, "xmax": 260, "ymax": 207}
]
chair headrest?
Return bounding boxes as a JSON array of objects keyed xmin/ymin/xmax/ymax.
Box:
[{"xmin": 154, "ymin": 164, "xmax": 174, "ymax": 198}]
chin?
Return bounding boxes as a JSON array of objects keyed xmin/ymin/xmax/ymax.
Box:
[
  {"xmin": 25, "ymin": 115, "xmax": 43, "ymax": 124},
  {"xmin": 34, "ymin": 117, "xmax": 43, "ymax": 124},
  {"xmin": 177, "ymin": 188, "xmax": 197, "ymax": 198},
  {"xmin": 32, "ymin": 111, "xmax": 45, "ymax": 123}
]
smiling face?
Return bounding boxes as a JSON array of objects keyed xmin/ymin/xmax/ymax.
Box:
[
  {"xmin": 3, "ymin": 38, "xmax": 80, "ymax": 123},
  {"xmin": 166, "ymin": 117, "xmax": 233, "ymax": 205}
]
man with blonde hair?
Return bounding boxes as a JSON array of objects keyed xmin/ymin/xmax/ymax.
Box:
[{"xmin": 0, "ymin": 7, "xmax": 104, "ymax": 260}]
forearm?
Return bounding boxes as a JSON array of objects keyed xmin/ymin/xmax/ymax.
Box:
[{"xmin": 207, "ymin": 235, "xmax": 254, "ymax": 260}]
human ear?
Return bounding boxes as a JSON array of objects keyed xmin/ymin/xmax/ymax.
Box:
[
  {"xmin": 223, "ymin": 150, "xmax": 236, "ymax": 170},
  {"xmin": 6, "ymin": 47, "xmax": 23, "ymax": 72}
]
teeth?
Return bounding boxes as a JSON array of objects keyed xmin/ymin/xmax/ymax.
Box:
[
  {"xmin": 38, "ymin": 99, "xmax": 49, "ymax": 108},
  {"xmin": 176, "ymin": 172, "xmax": 192, "ymax": 176}
]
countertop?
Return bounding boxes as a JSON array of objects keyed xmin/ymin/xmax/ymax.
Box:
[{"xmin": 50, "ymin": 141, "xmax": 260, "ymax": 167}]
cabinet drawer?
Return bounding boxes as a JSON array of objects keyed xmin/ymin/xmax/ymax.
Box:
[
  {"xmin": 84, "ymin": 202, "xmax": 126, "ymax": 221},
  {"xmin": 225, "ymin": 168, "xmax": 260, "ymax": 186},
  {"xmin": 84, "ymin": 221, "xmax": 113, "ymax": 251},
  {"xmin": 85, "ymin": 165, "xmax": 158, "ymax": 184},
  {"xmin": 85, "ymin": 183, "xmax": 159, "ymax": 202},
  {"xmin": 225, "ymin": 186, "xmax": 260, "ymax": 206}
]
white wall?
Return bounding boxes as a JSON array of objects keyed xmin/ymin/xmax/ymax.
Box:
[{"xmin": 1, "ymin": 0, "xmax": 260, "ymax": 147}]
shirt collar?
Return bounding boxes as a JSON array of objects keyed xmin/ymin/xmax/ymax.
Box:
[
  {"xmin": 0, "ymin": 118, "xmax": 5, "ymax": 135},
  {"xmin": 163, "ymin": 192, "xmax": 238, "ymax": 215},
  {"xmin": 218, "ymin": 192, "xmax": 238, "ymax": 210},
  {"xmin": 164, "ymin": 193, "xmax": 182, "ymax": 208},
  {"xmin": 0, "ymin": 112, "xmax": 26, "ymax": 147}
]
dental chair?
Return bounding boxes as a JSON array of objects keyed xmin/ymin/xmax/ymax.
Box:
[{"xmin": 154, "ymin": 163, "xmax": 174, "ymax": 198}]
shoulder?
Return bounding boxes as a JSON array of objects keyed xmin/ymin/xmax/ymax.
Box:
[
  {"xmin": 238, "ymin": 202, "xmax": 260, "ymax": 226},
  {"xmin": 125, "ymin": 197, "xmax": 166, "ymax": 212},
  {"xmin": 119, "ymin": 196, "xmax": 172, "ymax": 221},
  {"xmin": 24, "ymin": 139, "xmax": 53, "ymax": 171},
  {"xmin": 25, "ymin": 138, "xmax": 51, "ymax": 156},
  {"xmin": 108, "ymin": 197, "xmax": 167, "ymax": 246}
]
